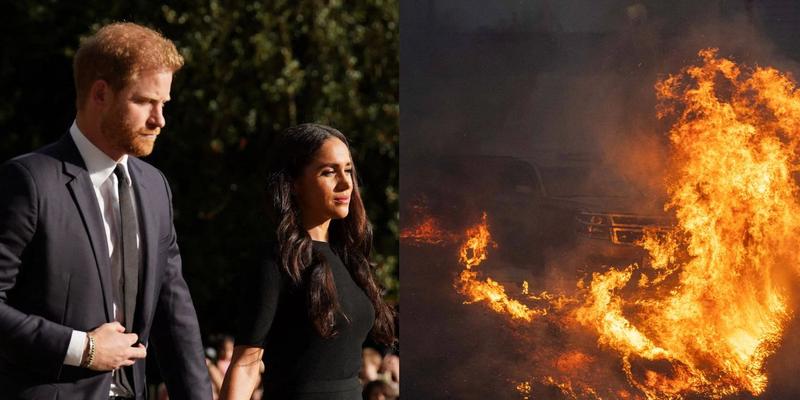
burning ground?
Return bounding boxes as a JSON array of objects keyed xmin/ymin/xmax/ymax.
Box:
[{"xmin": 403, "ymin": 49, "xmax": 800, "ymax": 399}]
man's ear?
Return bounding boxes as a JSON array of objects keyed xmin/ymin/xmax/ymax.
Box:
[{"xmin": 88, "ymin": 80, "xmax": 112, "ymax": 108}]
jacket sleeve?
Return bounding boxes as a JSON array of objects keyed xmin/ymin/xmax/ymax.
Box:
[
  {"xmin": 0, "ymin": 160, "xmax": 72, "ymax": 379},
  {"xmin": 149, "ymin": 172, "xmax": 212, "ymax": 400}
]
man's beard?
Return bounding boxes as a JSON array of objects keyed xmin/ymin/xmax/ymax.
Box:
[{"xmin": 100, "ymin": 106, "xmax": 160, "ymax": 158}]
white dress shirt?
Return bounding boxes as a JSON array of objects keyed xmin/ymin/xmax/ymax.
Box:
[{"xmin": 64, "ymin": 121, "xmax": 140, "ymax": 396}]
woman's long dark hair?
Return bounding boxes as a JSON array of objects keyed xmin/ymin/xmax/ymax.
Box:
[{"xmin": 265, "ymin": 123, "xmax": 395, "ymax": 345}]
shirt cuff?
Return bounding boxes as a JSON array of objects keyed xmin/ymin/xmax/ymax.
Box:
[{"xmin": 63, "ymin": 330, "xmax": 88, "ymax": 366}]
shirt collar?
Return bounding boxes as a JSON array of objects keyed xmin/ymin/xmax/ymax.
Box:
[{"xmin": 69, "ymin": 120, "xmax": 131, "ymax": 188}]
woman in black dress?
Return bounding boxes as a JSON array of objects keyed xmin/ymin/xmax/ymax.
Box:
[{"xmin": 220, "ymin": 123, "xmax": 395, "ymax": 400}]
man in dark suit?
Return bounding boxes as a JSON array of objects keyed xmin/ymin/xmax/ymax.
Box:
[{"xmin": 0, "ymin": 22, "xmax": 212, "ymax": 399}]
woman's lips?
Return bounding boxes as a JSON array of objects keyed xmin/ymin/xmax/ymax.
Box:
[{"xmin": 334, "ymin": 196, "xmax": 350, "ymax": 204}]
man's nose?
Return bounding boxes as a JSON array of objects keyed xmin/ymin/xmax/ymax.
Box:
[{"xmin": 149, "ymin": 105, "xmax": 166, "ymax": 129}]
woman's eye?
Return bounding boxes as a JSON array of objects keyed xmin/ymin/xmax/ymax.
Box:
[
  {"xmin": 345, "ymin": 169, "xmax": 353, "ymax": 174},
  {"xmin": 322, "ymin": 170, "xmax": 335, "ymax": 176}
]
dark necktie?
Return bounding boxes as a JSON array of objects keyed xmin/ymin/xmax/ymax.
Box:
[
  {"xmin": 113, "ymin": 165, "xmax": 138, "ymax": 396},
  {"xmin": 114, "ymin": 165, "xmax": 139, "ymax": 328}
]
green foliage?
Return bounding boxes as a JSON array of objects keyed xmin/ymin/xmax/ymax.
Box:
[{"xmin": 0, "ymin": 0, "xmax": 398, "ymax": 336}]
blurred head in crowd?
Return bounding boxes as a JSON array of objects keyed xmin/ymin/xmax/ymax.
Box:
[
  {"xmin": 380, "ymin": 353, "xmax": 399, "ymax": 384},
  {"xmin": 362, "ymin": 380, "xmax": 397, "ymax": 400},
  {"xmin": 360, "ymin": 347, "xmax": 383, "ymax": 383},
  {"xmin": 217, "ymin": 335, "xmax": 234, "ymax": 361}
]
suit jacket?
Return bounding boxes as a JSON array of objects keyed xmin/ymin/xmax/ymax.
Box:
[{"xmin": 0, "ymin": 133, "xmax": 212, "ymax": 399}]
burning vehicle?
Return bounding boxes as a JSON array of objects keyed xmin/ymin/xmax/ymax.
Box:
[
  {"xmin": 535, "ymin": 163, "xmax": 674, "ymax": 266},
  {"xmin": 402, "ymin": 154, "xmax": 673, "ymax": 268}
]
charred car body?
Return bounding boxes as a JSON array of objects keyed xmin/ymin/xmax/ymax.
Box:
[
  {"xmin": 535, "ymin": 163, "xmax": 673, "ymax": 265},
  {"xmin": 404, "ymin": 154, "xmax": 673, "ymax": 267}
]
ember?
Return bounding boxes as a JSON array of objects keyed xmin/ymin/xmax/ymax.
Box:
[
  {"xmin": 399, "ymin": 216, "xmax": 455, "ymax": 246},
  {"xmin": 400, "ymin": 197, "xmax": 460, "ymax": 245}
]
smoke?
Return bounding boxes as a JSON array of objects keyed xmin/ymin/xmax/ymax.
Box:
[{"xmin": 402, "ymin": 0, "xmax": 800, "ymax": 192}]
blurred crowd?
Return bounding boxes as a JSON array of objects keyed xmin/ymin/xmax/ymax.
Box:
[{"xmin": 152, "ymin": 334, "xmax": 399, "ymax": 400}]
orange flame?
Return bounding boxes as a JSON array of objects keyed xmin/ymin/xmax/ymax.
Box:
[
  {"xmin": 455, "ymin": 213, "xmax": 547, "ymax": 322},
  {"xmin": 400, "ymin": 197, "xmax": 460, "ymax": 246},
  {"xmin": 574, "ymin": 48, "xmax": 798, "ymax": 398},
  {"xmin": 514, "ymin": 380, "xmax": 532, "ymax": 400},
  {"xmin": 400, "ymin": 216, "xmax": 457, "ymax": 246},
  {"xmin": 446, "ymin": 49, "xmax": 800, "ymax": 399}
]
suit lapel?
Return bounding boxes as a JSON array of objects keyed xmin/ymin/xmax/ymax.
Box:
[
  {"xmin": 127, "ymin": 159, "xmax": 155, "ymax": 334},
  {"xmin": 58, "ymin": 135, "xmax": 114, "ymax": 322}
]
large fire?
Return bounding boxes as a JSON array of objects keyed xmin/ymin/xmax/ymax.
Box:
[{"xmin": 440, "ymin": 49, "xmax": 800, "ymax": 399}]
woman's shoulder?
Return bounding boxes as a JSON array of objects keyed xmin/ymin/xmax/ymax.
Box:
[
  {"xmin": 262, "ymin": 239, "xmax": 280, "ymax": 260},
  {"xmin": 260, "ymin": 240, "xmax": 283, "ymax": 273},
  {"xmin": 236, "ymin": 240, "xmax": 282, "ymax": 281}
]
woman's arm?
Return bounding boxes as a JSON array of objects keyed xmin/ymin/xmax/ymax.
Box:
[{"xmin": 219, "ymin": 345, "xmax": 264, "ymax": 400}]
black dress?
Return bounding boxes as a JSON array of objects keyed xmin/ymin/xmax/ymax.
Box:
[{"xmin": 235, "ymin": 241, "xmax": 375, "ymax": 400}]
